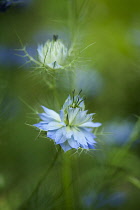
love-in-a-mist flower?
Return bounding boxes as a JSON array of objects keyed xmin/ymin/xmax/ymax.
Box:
[
  {"xmin": 37, "ymin": 35, "xmax": 68, "ymax": 69},
  {"xmin": 33, "ymin": 92, "xmax": 101, "ymax": 152}
]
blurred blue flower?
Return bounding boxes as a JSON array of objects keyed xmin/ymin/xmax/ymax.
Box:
[
  {"xmin": 0, "ymin": 0, "xmax": 32, "ymax": 12},
  {"xmin": 82, "ymin": 191, "xmax": 127, "ymax": 209},
  {"xmin": 33, "ymin": 93, "xmax": 101, "ymax": 152},
  {"xmin": 56, "ymin": 68, "xmax": 103, "ymax": 97},
  {"xmin": 75, "ymin": 69, "xmax": 103, "ymax": 97},
  {"xmin": 0, "ymin": 45, "xmax": 36, "ymax": 69},
  {"xmin": 0, "ymin": 0, "xmax": 11, "ymax": 12},
  {"xmin": 103, "ymin": 120, "xmax": 134, "ymax": 146},
  {"xmin": 109, "ymin": 192, "xmax": 127, "ymax": 207}
]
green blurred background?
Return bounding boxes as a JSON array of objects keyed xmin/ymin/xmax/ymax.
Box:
[{"xmin": 0, "ymin": 0, "xmax": 140, "ymax": 209}]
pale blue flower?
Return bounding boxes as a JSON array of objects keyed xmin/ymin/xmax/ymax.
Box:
[
  {"xmin": 33, "ymin": 93, "xmax": 101, "ymax": 152},
  {"xmin": 37, "ymin": 35, "xmax": 68, "ymax": 69},
  {"xmin": 82, "ymin": 191, "xmax": 127, "ymax": 209},
  {"xmin": 102, "ymin": 120, "xmax": 134, "ymax": 146}
]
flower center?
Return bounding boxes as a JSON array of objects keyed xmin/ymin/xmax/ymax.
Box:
[
  {"xmin": 53, "ymin": 35, "xmax": 58, "ymax": 41},
  {"xmin": 65, "ymin": 114, "xmax": 69, "ymax": 126},
  {"xmin": 69, "ymin": 90, "xmax": 84, "ymax": 109}
]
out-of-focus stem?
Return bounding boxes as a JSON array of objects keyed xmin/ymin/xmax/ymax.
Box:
[
  {"xmin": 19, "ymin": 147, "xmax": 61, "ymax": 210},
  {"xmin": 62, "ymin": 153, "xmax": 74, "ymax": 210}
]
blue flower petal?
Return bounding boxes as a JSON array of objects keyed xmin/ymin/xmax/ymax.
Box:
[
  {"xmin": 72, "ymin": 128, "xmax": 88, "ymax": 146},
  {"xmin": 60, "ymin": 141, "xmax": 72, "ymax": 152},
  {"xmin": 47, "ymin": 130, "xmax": 57, "ymax": 139},
  {"xmin": 54, "ymin": 128, "xmax": 66, "ymax": 144},
  {"xmin": 79, "ymin": 122, "xmax": 102, "ymax": 128},
  {"xmin": 59, "ymin": 109, "xmax": 65, "ymax": 121},
  {"xmin": 56, "ymin": 135, "xmax": 66, "ymax": 144},
  {"xmin": 80, "ymin": 128, "xmax": 96, "ymax": 144},
  {"xmin": 68, "ymin": 137, "xmax": 80, "ymax": 149},
  {"xmin": 68, "ymin": 108, "xmax": 79, "ymax": 124},
  {"xmin": 80, "ymin": 143, "xmax": 89, "ymax": 149},
  {"xmin": 46, "ymin": 122, "xmax": 64, "ymax": 130},
  {"xmin": 79, "ymin": 100, "xmax": 85, "ymax": 111},
  {"xmin": 33, "ymin": 122, "xmax": 48, "ymax": 131},
  {"xmin": 71, "ymin": 110, "xmax": 87, "ymax": 125},
  {"xmin": 64, "ymin": 126, "xmax": 73, "ymax": 139},
  {"xmin": 62, "ymin": 95, "xmax": 71, "ymax": 110},
  {"xmin": 41, "ymin": 106, "xmax": 61, "ymax": 122},
  {"xmin": 88, "ymin": 143, "xmax": 95, "ymax": 149},
  {"xmin": 47, "ymin": 129, "xmax": 66, "ymax": 144},
  {"xmin": 38, "ymin": 113, "xmax": 54, "ymax": 122}
]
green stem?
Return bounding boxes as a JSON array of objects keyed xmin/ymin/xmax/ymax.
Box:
[
  {"xmin": 62, "ymin": 153, "xmax": 74, "ymax": 210},
  {"xmin": 128, "ymin": 116, "xmax": 140, "ymax": 145}
]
